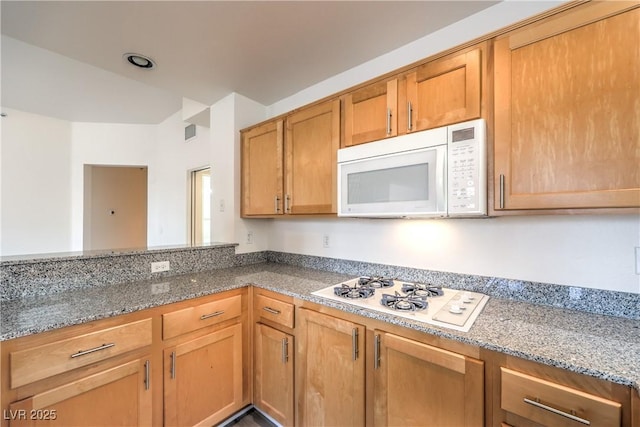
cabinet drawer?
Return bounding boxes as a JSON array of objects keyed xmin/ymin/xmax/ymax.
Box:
[
  {"xmin": 10, "ymin": 318, "xmax": 152, "ymax": 389},
  {"xmin": 501, "ymin": 367, "xmax": 621, "ymax": 427},
  {"xmin": 163, "ymin": 294, "xmax": 242, "ymax": 340},
  {"xmin": 254, "ymin": 294, "xmax": 294, "ymax": 328}
]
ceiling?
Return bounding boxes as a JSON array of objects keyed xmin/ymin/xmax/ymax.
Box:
[{"xmin": 1, "ymin": 1, "xmax": 500, "ymax": 124}]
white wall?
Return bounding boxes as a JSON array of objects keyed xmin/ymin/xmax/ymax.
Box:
[
  {"xmin": 70, "ymin": 122, "xmax": 156, "ymax": 249},
  {"xmin": 1, "ymin": 108, "xmax": 211, "ymax": 255},
  {"xmin": 210, "ymin": 92, "xmax": 271, "ymax": 253},
  {"xmin": 257, "ymin": 0, "xmax": 640, "ymax": 294},
  {"xmin": 150, "ymin": 111, "xmax": 211, "ymax": 247},
  {"xmin": 267, "ymin": 216, "xmax": 640, "ymax": 293},
  {"xmin": 1, "ymin": 109, "xmax": 72, "ymax": 255}
]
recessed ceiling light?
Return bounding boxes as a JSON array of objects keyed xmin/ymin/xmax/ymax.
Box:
[{"xmin": 123, "ymin": 53, "xmax": 156, "ymax": 69}]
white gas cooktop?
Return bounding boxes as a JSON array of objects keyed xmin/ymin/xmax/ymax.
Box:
[{"xmin": 312, "ymin": 277, "xmax": 489, "ymax": 332}]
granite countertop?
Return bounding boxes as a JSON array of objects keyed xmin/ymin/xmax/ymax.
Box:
[{"xmin": 1, "ymin": 262, "xmax": 639, "ymax": 393}]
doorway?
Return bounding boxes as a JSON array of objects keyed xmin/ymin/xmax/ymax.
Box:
[
  {"xmin": 83, "ymin": 165, "xmax": 147, "ymax": 251},
  {"xmin": 190, "ymin": 167, "xmax": 211, "ymax": 245}
]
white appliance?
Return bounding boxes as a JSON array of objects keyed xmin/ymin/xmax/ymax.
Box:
[
  {"xmin": 338, "ymin": 118, "xmax": 486, "ymax": 218},
  {"xmin": 312, "ymin": 277, "xmax": 489, "ymax": 333}
]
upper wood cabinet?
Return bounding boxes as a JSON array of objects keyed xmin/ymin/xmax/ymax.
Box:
[
  {"xmin": 241, "ymin": 119, "xmax": 284, "ymax": 216},
  {"xmin": 404, "ymin": 48, "xmax": 482, "ymax": 133},
  {"xmin": 284, "ymin": 98, "xmax": 340, "ymax": 215},
  {"xmin": 241, "ymin": 98, "xmax": 340, "ymax": 217},
  {"xmin": 343, "ymin": 78, "xmax": 398, "ymax": 147},
  {"xmin": 493, "ymin": 2, "xmax": 640, "ymax": 211}
]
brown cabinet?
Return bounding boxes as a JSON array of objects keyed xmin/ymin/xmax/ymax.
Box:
[
  {"xmin": 253, "ymin": 289, "xmax": 296, "ymax": 426},
  {"xmin": 2, "ymin": 318, "xmax": 153, "ymax": 427},
  {"xmin": 493, "ymin": 3, "xmax": 640, "ymax": 211},
  {"xmin": 254, "ymin": 323, "xmax": 294, "ymax": 426},
  {"xmin": 7, "ymin": 357, "xmax": 152, "ymax": 427},
  {"xmin": 373, "ymin": 330, "xmax": 484, "ymax": 426},
  {"xmin": 492, "ymin": 354, "xmax": 633, "ymax": 427},
  {"xmin": 241, "ymin": 119, "xmax": 284, "ymax": 216},
  {"xmin": 241, "ymin": 98, "xmax": 340, "ymax": 217},
  {"xmin": 284, "ymin": 98, "xmax": 340, "ymax": 215},
  {"xmin": 404, "ymin": 47, "xmax": 482, "ymax": 133},
  {"xmin": 297, "ymin": 308, "xmax": 365, "ymax": 426},
  {"xmin": 163, "ymin": 323, "xmax": 243, "ymax": 427},
  {"xmin": 162, "ymin": 292, "xmax": 246, "ymax": 427},
  {"xmin": 500, "ymin": 367, "xmax": 621, "ymax": 427},
  {"xmin": 343, "ymin": 78, "xmax": 398, "ymax": 147}
]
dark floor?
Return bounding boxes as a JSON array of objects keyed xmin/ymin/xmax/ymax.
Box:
[{"xmin": 220, "ymin": 408, "xmax": 277, "ymax": 427}]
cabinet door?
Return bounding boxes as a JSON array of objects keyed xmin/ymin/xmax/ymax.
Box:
[
  {"xmin": 344, "ymin": 78, "xmax": 398, "ymax": 146},
  {"xmin": 494, "ymin": 4, "xmax": 640, "ymax": 210},
  {"xmin": 284, "ymin": 99, "xmax": 340, "ymax": 214},
  {"xmin": 164, "ymin": 323, "xmax": 243, "ymax": 427},
  {"xmin": 254, "ymin": 324, "xmax": 294, "ymax": 426},
  {"xmin": 405, "ymin": 48, "xmax": 481, "ymax": 132},
  {"xmin": 8, "ymin": 358, "xmax": 152, "ymax": 427},
  {"xmin": 373, "ymin": 331, "xmax": 483, "ymax": 427},
  {"xmin": 241, "ymin": 120, "xmax": 284, "ymax": 216},
  {"xmin": 297, "ymin": 308, "xmax": 365, "ymax": 426}
]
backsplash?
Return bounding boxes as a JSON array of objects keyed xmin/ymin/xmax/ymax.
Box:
[
  {"xmin": 2, "ymin": 247, "xmax": 637, "ymax": 320},
  {"xmin": 0, "ymin": 244, "xmax": 265, "ymax": 300}
]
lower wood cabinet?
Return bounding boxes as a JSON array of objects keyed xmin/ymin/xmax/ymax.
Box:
[
  {"xmin": 163, "ymin": 323, "xmax": 243, "ymax": 427},
  {"xmin": 7, "ymin": 356, "xmax": 152, "ymax": 427},
  {"xmin": 297, "ymin": 308, "xmax": 366, "ymax": 426},
  {"xmin": 0, "ymin": 289, "xmax": 248, "ymax": 427},
  {"xmin": 254, "ymin": 323, "xmax": 294, "ymax": 426},
  {"xmin": 373, "ymin": 330, "xmax": 484, "ymax": 426}
]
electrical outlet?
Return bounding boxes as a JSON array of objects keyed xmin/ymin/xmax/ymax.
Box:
[
  {"xmin": 151, "ymin": 282, "xmax": 170, "ymax": 294},
  {"xmin": 219, "ymin": 199, "xmax": 225, "ymax": 212},
  {"xmin": 323, "ymin": 234, "xmax": 330, "ymax": 248},
  {"xmin": 246, "ymin": 230, "xmax": 254, "ymax": 244},
  {"xmin": 568, "ymin": 287, "xmax": 582, "ymax": 300},
  {"xmin": 151, "ymin": 261, "xmax": 170, "ymax": 273}
]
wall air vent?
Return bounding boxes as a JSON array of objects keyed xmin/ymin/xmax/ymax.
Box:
[{"xmin": 185, "ymin": 123, "xmax": 197, "ymax": 142}]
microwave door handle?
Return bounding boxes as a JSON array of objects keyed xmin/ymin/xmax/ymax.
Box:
[{"xmin": 437, "ymin": 147, "xmax": 447, "ymax": 215}]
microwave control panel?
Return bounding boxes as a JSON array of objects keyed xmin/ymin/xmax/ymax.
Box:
[{"xmin": 447, "ymin": 119, "xmax": 487, "ymax": 216}]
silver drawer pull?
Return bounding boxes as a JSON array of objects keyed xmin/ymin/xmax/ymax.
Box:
[
  {"xmin": 70, "ymin": 342, "xmax": 115, "ymax": 358},
  {"xmin": 524, "ymin": 397, "xmax": 590, "ymax": 425},
  {"xmin": 263, "ymin": 306, "xmax": 281, "ymax": 315},
  {"xmin": 200, "ymin": 310, "xmax": 224, "ymax": 320}
]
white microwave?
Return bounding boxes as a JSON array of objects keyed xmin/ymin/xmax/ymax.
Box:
[{"xmin": 337, "ymin": 118, "xmax": 486, "ymax": 218}]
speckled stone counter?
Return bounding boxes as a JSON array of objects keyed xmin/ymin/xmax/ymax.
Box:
[{"xmin": 1, "ymin": 262, "xmax": 639, "ymax": 394}]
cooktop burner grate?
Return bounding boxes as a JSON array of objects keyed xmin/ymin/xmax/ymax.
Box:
[
  {"xmin": 381, "ymin": 291, "xmax": 428, "ymax": 311},
  {"xmin": 401, "ymin": 282, "xmax": 444, "ymax": 297},
  {"xmin": 358, "ymin": 276, "xmax": 394, "ymax": 288},
  {"xmin": 333, "ymin": 283, "xmax": 375, "ymax": 299}
]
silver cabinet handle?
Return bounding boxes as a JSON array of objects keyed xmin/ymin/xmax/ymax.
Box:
[
  {"xmin": 200, "ymin": 310, "xmax": 224, "ymax": 320},
  {"xmin": 407, "ymin": 101, "xmax": 413, "ymax": 131},
  {"xmin": 285, "ymin": 194, "xmax": 291, "ymax": 213},
  {"xmin": 144, "ymin": 360, "xmax": 151, "ymax": 391},
  {"xmin": 263, "ymin": 306, "xmax": 281, "ymax": 315},
  {"xmin": 275, "ymin": 195, "xmax": 281, "ymax": 213},
  {"xmin": 499, "ymin": 174, "xmax": 505, "ymax": 209},
  {"xmin": 281, "ymin": 338, "xmax": 289, "ymax": 364},
  {"xmin": 374, "ymin": 334, "xmax": 381, "ymax": 369},
  {"xmin": 386, "ymin": 108, "xmax": 392, "ymax": 135},
  {"xmin": 352, "ymin": 328, "xmax": 359, "ymax": 361},
  {"xmin": 70, "ymin": 342, "xmax": 115, "ymax": 358},
  {"xmin": 170, "ymin": 351, "xmax": 176, "ymax": 379},
  {"xmin": 524, "ymin": 397, "xmax": 590, "ymax": 425}
]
